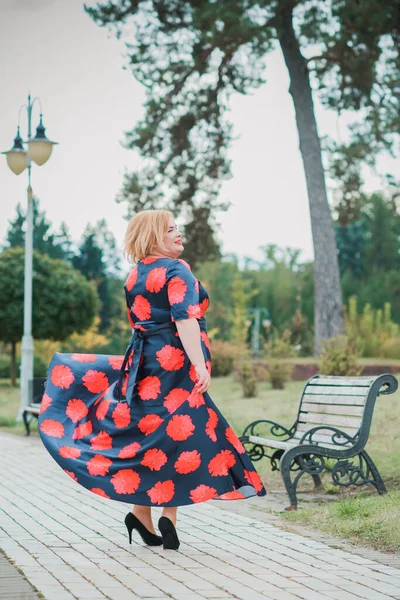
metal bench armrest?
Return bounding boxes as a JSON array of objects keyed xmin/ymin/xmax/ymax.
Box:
[
  {"xmin": 299, "ymin": 425, "xmax": 356, "ymax": 447},
  {"xmin": 241, "ymin": 419, "xmax": 296, "ymax": 442}
]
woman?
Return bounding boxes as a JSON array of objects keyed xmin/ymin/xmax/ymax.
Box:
[{"xmin": 39, "ymin": 210, "xmax": 266, "ymax": 551}]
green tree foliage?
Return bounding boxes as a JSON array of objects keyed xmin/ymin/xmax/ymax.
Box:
[
  {"xmin": 73, "ymin": 220, "xmax": 122, "ymax": 332},
  {"xmin": 7, "ymin": 197, "xmax": 74, "ymax": 262},
  {"xmin": 364, "ymin": 194, "xmax": 400, "ymax": 272},
  {"xmin": 86, "ymin": 0, "xmax": 366, "ymax": 349},
  {"xmin": 0, "ymin": 247, "xmax": 98, "ymax": 382}
]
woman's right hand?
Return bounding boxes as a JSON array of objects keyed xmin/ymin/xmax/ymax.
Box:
[{"xmin": 194, "ymin": 362, "xmax": 211, "ymax": 394}]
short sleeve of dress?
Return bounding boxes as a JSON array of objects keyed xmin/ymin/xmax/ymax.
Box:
[{"xmin": 166, "ymin": 259, "xmax": 201, "ymax": 321}]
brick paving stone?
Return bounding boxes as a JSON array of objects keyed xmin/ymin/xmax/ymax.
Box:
[{"xmin": 1, "ymin": 432, "xmax": 400, "ymax": 600}]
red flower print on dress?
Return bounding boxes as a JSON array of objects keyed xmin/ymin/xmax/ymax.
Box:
[
  {"xmin": 200, "ymin": 298, "xmax": 210, "ymax": 316},
  {"xmin": 189, "ymin": 364, "xmax": 197, "ymax": 382},
  {"xmin": 82, "ymin": 370, "xmax": 109, "ymax": 393},
  {"xmin": 188, "ymin": 388, "xmax": 205, "ymax": 408},
  {"xmin": 141, "ymin": 257, "xmax": 159, "ymax": 264},
  {"xmin": 138, "ymin": 414, "xmax": 164, "ymax": 436},
  {"xmin": 87, "ymin": 455, "xmax": 112, "ymax": 476},
  {"xmin": 141, "ymin": 448, "xmax": 168, "ymax": 471},
  {"xmin": 39, "ymin": 393, "xmax": 52, "ymax": 414},
  {"xmin": 163, "ymin": 388, "xmax": 189, "ymax": 413},
  {"xmin": 64, "ymin": 470, "xmax": 78, "ymax": 482},
  {"xmin": 208, "ymin": 450, "xmax": 236, "ymax": 477},
  {"xmin": 126, "ymin": 266, "xmax": 138, "ymax": 291},
  {"xmin": 66, "ymin": 398, "xmax": 88, "ymax": 423},
  {"xmin": 225, "ymin": 427, "xmax": 245, "ymax": 454},
  {"xmin": 219, "ymin": 490, "xmax": 246, "ymax": 500},
  {"xmin": 146, "ymin": 267, "xmax": 167, "ymax": 293},
  {"xmin": 96, "ymin": 399, "xmax": 112, "ymax": 420},
  {"xmin": 118, "ymin": 441, "xmax": 141, "ymax": 459},
  {"xmin": 72, "ymin": 421, "xmax": 93, "ymax": 440},
  {"xmin": 50, "ymin": 365, "xmax": 74, "ymax": 389},
  {"xmin": 132, "ymin": 295, "xmax": 151, "ymax": 320},
  {"xmin": 90, "ymin": 431, "xmax": 112, "ymax": 450},
  {"xmin": 121, "ymin": 373, "xmax": 129, "ymax": 397},
  {"xmin": 205, "ymin": 408, "xmax": 218, "ymax": 442},
  {"xmin": 112, "ymin": 403, "xmax": 131, "ymax": 428},
  {"xmin": 127, "ymin": 307, "xmax": 135, "ymax": 328},
  {"xmin": 70, "ymin": 353, "xmax": 97, "ymax": 362},
  {"xmin": 91, "ymin": 488, "xmax": 110, "ymax": 499},
  {"xmin": 166, "ymin": 414, "xmax": 195, "ymax": 441},
  {"xmin": 206, "ymin": 360, "xmax": 211, "ymax": 374},
  {"xmin": 174, "ymin": 450, "xmax": 201, "ymax": 474},
  {"xmin": 138, "ymin": 376, "xmax": 161, "ymax": 400},
  {"xmin": 111, "ymin": 469, "xmax": 141, "ymax": 494},
  {"xmin": 108, "ymin": 356, "xmax": 124, "ymax": 370},
  {"xmin": 178, "ymin": 258, "xmax": 191, "ymax": 270},
  {"xmin": 189, "ymin": 484, "xmax": 218, "ymax": 503},
  {"xmin": 59, "ymin": 446, "xmax": 81, "ymax": 459},
  {"xmin": 147, "ymin": 480, "xmax": 175, "ymax": 505},
  {"xmin": 200, "ymin": 331, "xmax": 211, "ymax": 352},
  {"xmin": 244, "ymin": 469, "xmax": 264, "ymax": 493},
  {"xmin": 40, "ymin": 419, "xmax": 64, "ymax": 438},
  {"xmin": 156, "ymin": 345, "xmax": 185, "ymax": 371},
  {"xmin": 168, "ymin": 277, "xmax": 187, "ymax": 304},
  {"xmin": 187, "ymin": 304, "xmax": 201, "ymax": 319}
]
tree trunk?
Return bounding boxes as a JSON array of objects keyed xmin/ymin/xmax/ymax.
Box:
[
  {"xmin": 277, "ymin": 6, "xmax": 344, "ymax": 353},
  {"xmin": 10, "ymin": 341, "xmax": 17, "ymax": 387}
]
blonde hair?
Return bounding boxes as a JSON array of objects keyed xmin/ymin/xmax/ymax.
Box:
[{"xmin": 124, "ymin": 209, "xmax": 173, "ymax": 263}]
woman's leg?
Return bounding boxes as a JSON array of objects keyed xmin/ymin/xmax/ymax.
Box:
[
  {"xmin": 161, "ymin": 506, "xmax": 178, "ymax": 526},
  {"xmin": 132, "ymin": 505, "xmax": 157, "ymax": 534}
]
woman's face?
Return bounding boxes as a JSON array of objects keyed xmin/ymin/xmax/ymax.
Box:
[{"xmin": 156, "ymin": 217, "xmax": 183, "ymax": 258}]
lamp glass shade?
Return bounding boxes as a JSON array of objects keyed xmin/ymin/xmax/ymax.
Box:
[
  {"xmin": 27, "ymin": 140, "xmax": 53, "ymax": 165},
  {"xmin": 5, "ymin": 150, "xmax": 27, "ymax": 175}
]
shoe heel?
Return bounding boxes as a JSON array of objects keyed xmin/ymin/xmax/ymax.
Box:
[{"xmin": 128, "ymin": 530, "xmax": 132, "ymax": 544}]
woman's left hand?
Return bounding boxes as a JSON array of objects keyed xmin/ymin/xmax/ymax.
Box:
[{"xmin": 194, "ymin": 362, "xmax": 211, "ymax": 394}]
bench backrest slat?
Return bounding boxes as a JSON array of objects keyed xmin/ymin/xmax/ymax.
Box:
[
  {"xmin": 296, "ymin": 375, "xmax": 374, "ymax": 445},
  {"xmin": 302, "ymin": 394, "xmax": 366, "ymax": 406}
]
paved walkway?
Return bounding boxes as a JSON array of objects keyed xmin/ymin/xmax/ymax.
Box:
[{"xmin": 1, "ymin": 432, "xmax": 400, "ymax": 600}]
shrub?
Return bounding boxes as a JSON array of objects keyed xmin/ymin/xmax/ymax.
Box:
[
  {"xmin": 319, "ymin": 335, "xmax": 361, "ymax": 376},
  {"xmin": 265, "ymin": 329, "xmax": 294, "ymax": 389},
  {"xmin": 345, "ymin": 296, "xmax": 399, "ymax": 358},
  {"xmin": 209, "ymin": 340, "xmax": 238, "ymax": 377},
  {"xmin": 0, "ymin": 354, "xmax": 48, "ymax": 379},
  {"xmin": 235, "ymin": 356, "xmax": 257, "ymax": 398}
]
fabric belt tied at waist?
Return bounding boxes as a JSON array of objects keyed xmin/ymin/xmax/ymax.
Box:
[{"xmin": 116, "ymin": 322, "xmax": 177, "ymax": 406}]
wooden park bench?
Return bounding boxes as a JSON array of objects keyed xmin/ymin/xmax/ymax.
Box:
[
  {"xmin": 22, "ymin": 377, "xmax": 46, "ymax": 435},
  {"xmin": 239, "ymin": 374, "xmax": 398, "ymax": 509}
]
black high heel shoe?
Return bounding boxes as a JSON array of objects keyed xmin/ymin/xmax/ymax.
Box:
[
  {"xmin": 158, "ymin": 516, "xmax": 180, "ymax": 550},
  {"xmin": 124, "ymin": 513, "xmax": 163, "ymax": 546}
]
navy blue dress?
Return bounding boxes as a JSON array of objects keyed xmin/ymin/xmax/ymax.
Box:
[{"xmin": 38, "ymin": 257, "xmax": 267, "ymax": 506}]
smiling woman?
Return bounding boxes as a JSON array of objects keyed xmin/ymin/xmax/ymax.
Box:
[{"xmin": 38, "ymin": 209, "xmax": 266, "ymax": 552}]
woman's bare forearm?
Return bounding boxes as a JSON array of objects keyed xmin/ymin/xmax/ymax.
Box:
[{"xmin": 175, "ymin": 319, "xmax": 205, "ymax": 366}]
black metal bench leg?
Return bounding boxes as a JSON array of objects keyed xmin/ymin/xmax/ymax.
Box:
[
  {"xmin": 361, "ymin": 450, "xmax": 387, "ymax": 494},
  {"xmin": 281, "ymin": 452, "xmax": 303, "ymax": 510},
  {"xmin": 22, "ymin": 411, "xmax": 30, "ymax": 436}
]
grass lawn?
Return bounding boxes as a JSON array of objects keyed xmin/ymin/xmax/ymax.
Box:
[
  {"xmin": 283, "ymin": 492, "xmax": 400, "ymax": 552},
  {"xmin": 1, "ymin": 374, "xmax": 400, "ymax": 551}
]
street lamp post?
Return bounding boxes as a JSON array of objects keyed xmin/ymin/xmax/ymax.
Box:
[
  {"xmin": 2, "ymin": 94, "xmax": 58, "ymax": 419},
  {"xmin": 245, "ymin": 307, "xmax": 272, "ymax": 355}
]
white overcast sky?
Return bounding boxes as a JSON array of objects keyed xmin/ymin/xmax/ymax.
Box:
[{"xmin": 0, "ymin": 0, "xmax": 396, "ymax": 275}]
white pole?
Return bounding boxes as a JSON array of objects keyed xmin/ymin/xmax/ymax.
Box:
[{"xmin": 18, "ymin": 97, "xmax": 34, "ymax": 420}]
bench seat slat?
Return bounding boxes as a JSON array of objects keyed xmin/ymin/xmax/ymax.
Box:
[
  {"xmin": 292, "ymin": 430, "xmax": 353, "ymax": 447},
  {"xmin": 302, "ymin": 394, "xmax": 366, "ymax": 406},
  {"xmin": 305, "ymin": 385, "xmax": 367, "ymax": 396},
  {"xmin": 301, "ymin": 403, "xmax": 364, "ymax": 417},
  {"xmin": 247, "ymin": 434, "xmax": 348, "ymax": 451},
  {"xmin": 310, "ymin": 376, "xmax": 376, "ymax": 387}
]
